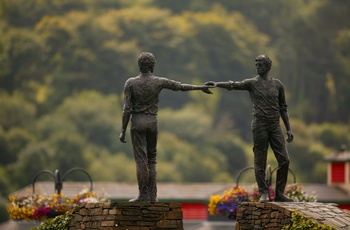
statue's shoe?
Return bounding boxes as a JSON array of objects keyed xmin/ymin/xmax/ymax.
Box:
[{"xmin": 274, "ymin": 194, "xmax": 294, "ymax": 202}]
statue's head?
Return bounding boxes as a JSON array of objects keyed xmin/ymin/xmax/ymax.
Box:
[
  {"xmin": 138, "ymin": 52, "xmax": 156, "ymax": 73},
  {"xmin": 255, "ymin": 55, "xmax": 272, "ymax": 72}
]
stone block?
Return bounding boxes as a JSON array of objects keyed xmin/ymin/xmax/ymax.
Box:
[
  {"xmin": 69, "ymin": 202, "xmax": 183, "ymax": 229},
  {"xmin": 164, "ymin": 211, "xmax": 183, "ymax": 219},
  {"xmin": 236, "ymin": 202, "xmax": 350, "ymax": 229},
  {"xmin": 100, "ymin": 220, "xmax": 115, "ymax": 227}
]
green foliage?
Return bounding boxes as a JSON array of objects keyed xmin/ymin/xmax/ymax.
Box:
[
  {"xmin": 87, "ymin": 150, "xmax": 136, "ymax": 182},
  {"xmin": 0, "ymin": 167, "xmax": 12, "ymax": 196},
  {"xmin": 159, "ymin": 106, "xmax": 213, "ymax": 142},
  {"xmin": 0, "ymin": 127, "xmax": 34, "ymax": 165},
  {"xmin": 0, "ymin": 0, "xmax": 350, "ymax": 200},
  {"xmin": 207, "ymin": 134, "xmax": 249, "ymax": 177},
  {"xmin": 0, "ymin": 93, "xmax": 36, "ymax": 130},
  {"xmin": 282, "ymin": 211, "xmax": 336, "ymax": 230},
  {"xmin": 35, "ymin": 210, "xmax": 74, "ymax": 230},
  {"xmin": 157, "ymin": 131, "xmax": 232, "ymax": 182},
  {"xmin": 55, "ymin": 91, "xmax": 121, "ymax": 149},
  {"xmin": 0, "ymin": 195, "xmax": 9, "ymax": 223},
  {"xmin": 310, "ymin": 123, "xmax": 350, "ymax": 150}
]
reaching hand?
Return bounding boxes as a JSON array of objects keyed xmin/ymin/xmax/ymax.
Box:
[
  {"xmin": 205, "ymin": 81, "xmax": 217, "ymax": 87},
  {"xmin": 201, "ymin": 85, "xmax": 214, "ymax": 94},
  {"xmin": 286, "ymin": 130, "xmax": 294, "ymax": 143},
  {"xmin": 119, "ymin": 131, "xmax": 126, "ymax": 143}
]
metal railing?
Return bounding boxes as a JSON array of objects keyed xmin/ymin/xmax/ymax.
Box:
[
  {"xmin": 235, "ymin": 164, "xmax": 296, "ymax": 187},
  {"xmin": 32, "ymin": 167, "xmax": 93, "ymax": 194}
]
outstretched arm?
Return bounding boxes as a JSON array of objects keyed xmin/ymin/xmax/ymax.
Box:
[
  {"xmin": 205, "ymin": 81, "xmax": 231, "ymax": 90},
  {"xmin": 179, "ymin": 84, "xmax": 214, "ymax": 94},
  {"xmin": 205, "ymin": 81, "xmax": 248, "ymax": 90}
]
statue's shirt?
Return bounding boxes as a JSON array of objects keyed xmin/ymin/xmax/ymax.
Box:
[
  {"xmin": 123, "ymin": 74, "xmax": 182, "ymax": 115},
  {"xmin": 228, "ymin": 76, "xmax": 288, "ymax": 121}
]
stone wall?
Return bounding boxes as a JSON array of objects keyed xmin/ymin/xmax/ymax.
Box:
[
  {"xmin": 68, "ymin": 202, "xmax": 183, "ymax": 230},
  {"xmin": 236, "ymin": 202, "xmax": 350, "ymax": 230}
]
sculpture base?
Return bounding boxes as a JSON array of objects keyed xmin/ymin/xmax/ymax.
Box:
[
  {"xmin": 69, "ymin": 202, "xmax": 183, "ymax": 229},
  {"xmin": 236, "ymin": 202, "xmax": 350, "ymax": 229}
]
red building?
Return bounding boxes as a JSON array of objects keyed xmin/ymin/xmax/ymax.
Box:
[{"xmin": 324, "ymin": 145, "xmax": 350, "ymax": 210}]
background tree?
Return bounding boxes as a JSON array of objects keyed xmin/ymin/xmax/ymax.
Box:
[{"xmin": 0, "ymin": 3, "xmax": 349, "ymax": 222}]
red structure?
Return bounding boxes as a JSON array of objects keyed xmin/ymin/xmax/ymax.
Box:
[
  {"xmin": 325, "ymin": 145, "xmax": 350, "ymax": 186},
  {"xmin": 181, "ymin": 203, "xmax": 208, "ymax": 219}
]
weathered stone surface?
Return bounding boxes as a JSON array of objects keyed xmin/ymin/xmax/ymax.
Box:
[
  {"xmin": 69, "ymin": 202, "xmax": 183, "ymax": 229},
  {"xmin": 164, "ymin": 211, "xmax": 183, "ymax": 220},
  {"xmin": 236, "ymin": 202, "xmax": 350, "ymax": 230}
]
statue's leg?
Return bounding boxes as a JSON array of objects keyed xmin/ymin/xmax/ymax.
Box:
[
  {"xmin": 269, "ymin": 123, "xmax": 293, "ymax": 202},
  {"xmin": 147, "ymin": 117, "xmax": 158, "ymax": 202},
  {"xmin": 252, "ymin": 120, "xmax": 269, "ymax": 201},
  {"xmin": 148, "ymin": 163, "xmax": 157, "ymax": 202},
  {"xmin": 129, "ymin": 114, "xmax": 150, "ymax": 202}
]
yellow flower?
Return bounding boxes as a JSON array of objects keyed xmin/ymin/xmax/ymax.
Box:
[{"xmin": 208, "ymin": 194, "xmax": 222, "ymax": 215}]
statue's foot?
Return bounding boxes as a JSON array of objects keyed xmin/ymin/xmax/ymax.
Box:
[
  {"xmin": 274, "ymin": 194, "xmax": 294, "ymax": 202},
  {"xmin": 259, "ymin": 192, "xmax": 270, "ymax": 202},
  {"xmin": 150, "ymin": 197, "xmax": 159, "ymax": 202},
  {"xmin": 129, "ymin": 196, "xmax": 150, "ymax": 202}
]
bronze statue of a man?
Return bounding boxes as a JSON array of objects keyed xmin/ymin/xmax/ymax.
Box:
[
  {"xmin": 206, "ymin": 55, "xmax": 294, "ymax": 202},
  {"xmin": 119, "ymin": 52, "xmax": 213, "ymax": 202}
]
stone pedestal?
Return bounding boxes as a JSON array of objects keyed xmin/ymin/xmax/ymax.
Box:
[
  {"xmin": 236, "ymin": 202, "xmax": 350, "ymax": 230},
  {"xmin": 69, "ymin": 202, "xmax": 183, "ymax": 230}
]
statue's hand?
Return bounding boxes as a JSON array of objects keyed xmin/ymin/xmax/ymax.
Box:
[
  {"xmin": 119, "ymin": 131, "xmax": 126, "ymax": 143},
  {"xmin": 201, "ymin": 85, "xmax": 214, "ymax": 94},
  {"xmin": 286, "ymin": 130, "xmax": 294, "ymax": 143},
  {"xmin": 205, "ymin": 81, "xmax": 217, "ymax": 87}
]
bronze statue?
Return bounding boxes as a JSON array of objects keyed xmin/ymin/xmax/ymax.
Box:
[
  {"xmin": 206, "ymin": 55, "xmax": 294, "ymax": 202},
  {"xmin": 119, "ymin": 52, "xmax": 213, "ymax": 202}
]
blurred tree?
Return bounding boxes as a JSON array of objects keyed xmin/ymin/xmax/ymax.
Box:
[
  {"xmin": 289, "ymin": 141, "xmax": 328, "ymax": 183},
  {"xmin": 0, "ymin": 127, "xmax": 34, "ymax": 165},
  {"xmin": 176, "ymin": 6, "xmax": 273, "ymax": 139},
  {"xmin": 334, "ymin": 28, "xmax": 350, "ymax": 121},
  {"xmin": 159, "ymin": 106, "xmax": 213, "ymax": 142},
  {"xmin": 0, "ymin": 0, "xmax": 94, "ymax": 27},
  {"xmin": 157, "ymin": 132, "xmax": 232, "ymax": 182},
  {"xmin": 286, "ymin": 119, "xmax": 332, "ymax": 183},
  {"xmin": 311, "ymin": 123, "xmax": 350, "ymax": 150},
  {"xmin": 0, "ymin": 166, "xmax": 12, "ymax": 196},
  {"xmin": 87, "ymin": 150, "xmax": 136, "ymax": 182},
  {"xmin": 0, "ymin": 195, "xmax": 9, "ymax": 223},
  {"xmin": 173, "ymin": 145, "xmax": 231, "ymax": 182},
  {"xmin": 8, "ymin": 131, "xmax": 89, "ymax": 188},
  {"xmin": 156, "ymin": 161, "xmax": 181, "ymax": 182},
  {"xmin": 0, "ymin": 93, "xmax": 36, "ymax": 130},
  {"xmin": 8, "ymin": 142, "xmax": 56, "ymax": 188},
  {"xmin": 46, "ymin": 131, "xmax": 88, "ymax": 175},
  {"xmin": 207, "ymin": 134, "xmax": 249, "ymax": 177},
  {"xmin": 54, "ymin": 91, "xmax": 121, "ymax": 151},
  {"xmin": 0, "ymin": 28, "xmax": 47, "ymax": 96}
]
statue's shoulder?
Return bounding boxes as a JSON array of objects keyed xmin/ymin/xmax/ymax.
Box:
[
  {"xmin": 126, "ymin": 76, "xmax": 137, "ymax": 83},
  {"xmin": 271, "ymin": 78, "xmax": 283, "ymax": 86},
  {"xmin": 251, "ymin": 76, "xmax": 259, "ymax": 81},
  {"xmin": 244, "ymin": 76, "xmax": 259, "ymax": 84}
]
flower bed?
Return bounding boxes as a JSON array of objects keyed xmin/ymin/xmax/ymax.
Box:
[
  {"xmin": 7, "ymin": 189, "xmax": 109, "ymax": 221},
  {"xmin": 208, "ymin": 183, "xmax": 317, "ymax": 219}
]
